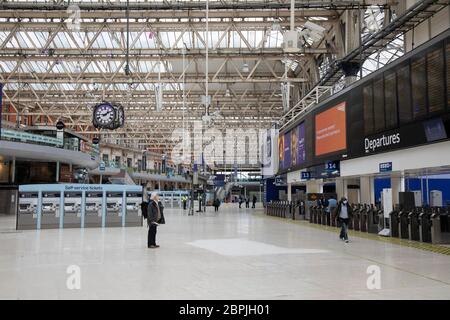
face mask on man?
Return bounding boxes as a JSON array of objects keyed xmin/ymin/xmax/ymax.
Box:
[{"xmin": 343, "ymin": 200, "xmax": 348, "ymax": 205}]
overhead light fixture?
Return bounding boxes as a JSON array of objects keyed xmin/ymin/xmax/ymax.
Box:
[
  {"xmin": 242, "ymin": 63, "xmax": 249, "ymax": 73},
  {"xmin": 225, "ymin": 88, "xmax": 231, "ymax": 97}
]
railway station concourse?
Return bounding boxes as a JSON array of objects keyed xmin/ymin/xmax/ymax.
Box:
[{"xmin": 1, "ymin": 0, "xmax": 450, "ymax": 302}]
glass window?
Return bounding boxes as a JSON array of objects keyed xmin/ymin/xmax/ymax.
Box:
[
  {"xmin": 384, "ymin": 71, "xmax": 398, "ymax": 129},
  {"xmin": 373, "ymin": 77, "xmax": 385, "ymax": 132},
  {"xmin": 363, "ymin": 84, "xmax": 374, "ymax": 135},
  {"xmin": 411, "ymin": 56, "xmax": 427, "ymax": 119},
  {"xmin": 397, "ymin": 64, "xmax": 412, "ymax": 124},
  {"xmin": 427, "ymin": 47, "xmax": 445, "ymax": 113},
  {"xmin": 102, "ymin": 154, "xmax": 109, "ymax": 162}
]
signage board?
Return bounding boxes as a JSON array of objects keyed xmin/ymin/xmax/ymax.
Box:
[
  {"xmin": 379, "ymin": 162, "xmax": 393, "ymax": 173},
  {"xmin": 301, "ymin": 172, "xmax": 311, "ymax": 180}
]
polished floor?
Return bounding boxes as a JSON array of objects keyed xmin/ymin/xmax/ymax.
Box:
[{"xmin": 1, "ymin": 204, "xmax": 450, "ymax": 299}]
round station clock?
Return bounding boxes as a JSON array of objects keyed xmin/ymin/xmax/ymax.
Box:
[
  {"xmin": 92, "ymin": 102, "xmax": 125, "ymax": 130},
  {"xmin": 93, "ymin": 102, "xmax": 116, "ymax": 129}
]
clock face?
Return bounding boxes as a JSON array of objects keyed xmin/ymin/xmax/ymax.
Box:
[{"xmin": 94, "ymin": 103, "xmax": 115, "ymax": 126}]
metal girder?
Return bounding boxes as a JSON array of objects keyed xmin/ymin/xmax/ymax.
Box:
[
  {"xmin": 0, "ymin": 1, "xmax": 389, "ymax": 12},
  {"xmin": 280, "ymin": 0, "xmax": 448, "ymax": 130}
]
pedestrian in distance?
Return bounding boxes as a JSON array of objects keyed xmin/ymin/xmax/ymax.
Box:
[
  {"xmin": 239, "ymin": 196, "xmax": 243, "ymax": 209},
  {"xmin": 252, "ymin": 195, "xmax": 257, "ymax": 208},
  {"xmin": 332, "ymin": 197, "xmax": 353, "ymax": 243},
  {"xmin": 147, "ymin": 192, "xmax": 162, "ymax": 249},
  {"xmin": 214, "ymin": 198, "xmax": 221, "ymax": 212},
  {"xmin": 245, "ymin": 197, "xmax": 250, "ymax": 208},
  {"xmin": 182, "ymin": 195, "xmax": 187, "ymax": 210}
]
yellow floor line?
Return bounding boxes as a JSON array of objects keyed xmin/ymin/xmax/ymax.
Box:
[{"xmin": 262, "ymin": 214, "xmax": 450, "ymax": 256}]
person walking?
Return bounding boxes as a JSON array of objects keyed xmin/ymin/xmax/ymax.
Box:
[
  {"xmin": 239, "ymin": 196, "xmax": 243, "ymax": 209},
  {"xmin": 325, "ymin": 196, "xmax": 337, "ymax": 223},
  {"xmin": 147, "ymin": 192, "xmax": 161, "ymax": 248},
  {"xmin": 214, "ymin": 198, "xmax": 220, "ymax": 212},
  {"xmin": 182, "ymin": 195, "xmax": 187, "ymax": 210},
  {"xmin": 245, "ymin": 197, "xmax": 250, "ymax": 208},
  {"xmin": 333, "ymin": 197, "xmax": 353, "ymax": 243},
  {"xmin": 252, "ymin": 195, "xmax": 257, "ymax": 208}
]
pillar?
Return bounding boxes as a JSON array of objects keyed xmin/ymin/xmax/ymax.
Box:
[
  {"xmin": 335, "ymin": 177, "xmax": 346, "ymax": 200},
  {"xmin": 287, "ymin": 183, "xmax": 292, "ymax": 202},
  {"xmin": 391, "ymin": 174, "xmax": 405, "ymax": 206},
  {"xmin": 360, "ymin": 176, "xmax": 375, "ymax": 205}
]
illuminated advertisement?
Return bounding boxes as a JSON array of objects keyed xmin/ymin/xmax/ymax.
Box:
[
  {"xmin": 315, "ymin": 102, "xmax": 347, "ymax": 156},
  {"xmin": 278, "ymin": 134, "xmax": 285, "ymax": 169},
  {"xmin": 291, "ymin": 122, "xmax": 306, "ymax": 166},
  {"xmin": 278, "ymin": 131, "xmax": 292, "ymax": 170}
]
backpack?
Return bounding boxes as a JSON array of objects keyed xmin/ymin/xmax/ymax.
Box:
[{"xmin": 141, "ymin": 201, "xmax": 148, "ymax": 219}]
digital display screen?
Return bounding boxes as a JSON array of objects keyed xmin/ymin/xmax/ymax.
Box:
[
  {"xmin": 278, "ymin": 131, "xmax": 292, "ymax": 170},
  {"xmin": 424, "ymin": 118, "xmax": 447, "ymax": 142},
  {"xmin": 291, "ymin": 122, "xmax": 306, "ymax": 167},
  {"xmin": 315, "ymin": 102, "xmax": 347, "ymax": 156}
]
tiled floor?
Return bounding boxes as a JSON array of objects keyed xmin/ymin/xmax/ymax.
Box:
[{"xmin": 1, "ymin": 204, "xmax": 450, "ymax": 300}]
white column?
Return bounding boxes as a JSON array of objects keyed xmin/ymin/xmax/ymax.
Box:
[
  {"xmin": 391, "ymin": 174, "xmax": 405, "ymax": 206},
  {"xmin": 335, "ymin": 177, "xmax": 346, "ymax": 200},
  {"xmin": 360, "ymin": 176, "xmax": 375, "ymax": 205},
  {"xmin": 287, "ymin": 183, "xmax": 292, "ymax": 202}
]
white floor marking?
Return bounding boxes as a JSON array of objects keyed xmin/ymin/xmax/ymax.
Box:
[{"xmin": 187, "ymin": 238, "xmax": 329, "ymax": 256}]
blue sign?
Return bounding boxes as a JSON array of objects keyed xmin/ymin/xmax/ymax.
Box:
[
  {"xmin": 325, "ymin": 160, "xmax": 339, "ymax": 171},
  {"xmin": 301, "ymin": 172, "xmax": 311, "ymax": 180},
  {"xmin": 99, "ymin": 162, "xmax": 106, "ymax": 171},
  {"xmin": 379, "ymin": 162, "xmax": 392, "ymax": 172}
]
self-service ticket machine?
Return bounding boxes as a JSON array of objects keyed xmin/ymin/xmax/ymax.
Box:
[
  {"xmin": 85, "ymin": 192, "xmax": 103, "ymax": 228},
  {"xmin": 105, "ymin": 192, "xmax": 123, "ymax": 227},
  {"xmin": 40, "ymin": 192, "xmax": 61, "ymax": 229},
  {"xmin": 125, "ymin": 191, "xmax": 143, "ymax": 227},
  {"xmin": 17, "ymin": 192, "xmax": 39, "ymax": 230},
  {"xmin": 63, "ymin": 192, "xmax": 82, "ymax": 228}
]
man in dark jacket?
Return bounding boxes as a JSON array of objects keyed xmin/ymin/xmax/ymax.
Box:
[
  {"xmin": 252, "ymin": 195, "xmax": 257, "ymax": 208},
  {"xmin": 147, "ymin": 192, "xmax": 161, "ymax": 248},
  {"xmin": 332, "ymin": 197, "xmax": 353, "ymax": 243}
]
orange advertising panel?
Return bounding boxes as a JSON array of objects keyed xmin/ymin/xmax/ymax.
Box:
[{"xmin": 315, "ymin": 102, "xmax": 347, "ymax": 156}]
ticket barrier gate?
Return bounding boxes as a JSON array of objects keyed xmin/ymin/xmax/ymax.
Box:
[
  {"xmin": 285, "ymin": 202, "xmax": 294, "ymax": 219},
  {"xmin": 63, "ymin": 192, "xmax": 82, "ymax": 228},
  {"xmin": 419, "ymin": 210, "xmax": 432, "ymax": 243},
  {"xmin": 352, "ymin": 205, "xmax": 361, "ymax": 231},
  {"xmin": 85, "ymin": 192, "xmax": 103, "ymax": 228},
  {"xmin": 360, "ymin": 205, "xmax": 368, "ymax": 232},
  {"xmin": 408, "ymin": 210, "xmax": 420, "ymax": 241},
  {"xmin": 376, "ymin": 208, "xmax": 385, "ymax": 232},
  {"xmin": 309, "ymin": 206, "xmax": 314, "ymax": 223},
  {"xmin": 390, "ymin": 210, "xmax": 400, "ymax": 238},
  {"xmin": 125, "ymin": 192, "xmax": 143, "ymax": 227},
  {"xmin": 367, "ymin": 205, "xmax": 379, "ymax": 234},
  {"xmin": 316, "ymin": 207, "xmax": 322, "ymax": 225},
  {"xmin": 105, "ymin": 192, "xmax": 123, "ymax": 227},
  {"xmin": 399, "ymin": 210, "xmax": 410, "ymax": 239},
  {"xmin": 431, "ymin": 212, "xmax": 450, "ymax": 244},
  {"xmin": 17, "ymin": 192, "xmax": 39, "ymax": 230}
]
